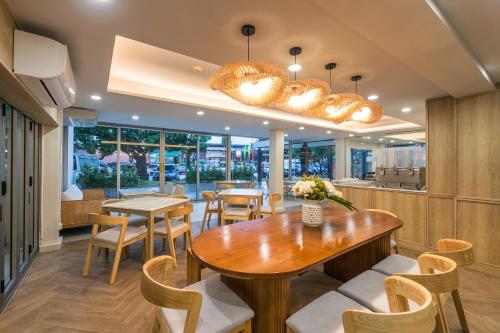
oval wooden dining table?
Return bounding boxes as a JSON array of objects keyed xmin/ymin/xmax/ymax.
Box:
[{"xmin": 188, "ymin": 206, "xmax": 402, "ymax": 333}]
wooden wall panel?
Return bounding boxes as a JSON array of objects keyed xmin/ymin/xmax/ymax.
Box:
[
  {"xmin": 427, "ymin": 196, "xmax": 454, "ymax": 248},
  {"xmin": 427, "ymin": 96, "xmax": 456, "ymax": 196},
  {"xmin": 457, "ymin": 200, "xmax": 500, "ymax": 266},
  {"xmin": 395, "ymin": 192, "xmax": 426, "ymax": 246},
  {"xmin": 348, "ymin": 188, "xmax": 371, "ymax": 210},
  {"xmin": 0, "ymin": 0, "xmax": 14, "ymax": 70},
  {"xmin": 370, "ymin": 190, "xmax": 395, "ymax": 214},
  {"xmin": 457, "ymin": 91, "xmax": 500, "ymax": 200}
]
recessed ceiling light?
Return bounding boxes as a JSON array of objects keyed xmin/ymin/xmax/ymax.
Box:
[
  {"xmin": 364, "ymin": 136, "xmax": 371, "ymax": 140},
  {"xmin": 367, "ymin": 95, "xmax": 378, "ymax": 100},
  {"xmin": 409, "ymin": 141, "xmax": 413, "ymax": 144},
  {"xmin": 288, "ymin": 64, "xmax": 302, "ymax": 72},
  {"xmin": 284, "ymin": 133, "xmax": 289, "ymax": 137},
  {"xmin": 379, "ymin": 138, "xmax": 384, "ymax": 141},
  {"xmin": 90, "ymin": 95, "xmax": 101, "ymax": 101},
  {"xmin": 348, "ymin": 134, "xmax": 354, "ymax": 137},
  {"xmin": 263, "ymin": 120, "xmax": 269, "ymax": 125},
  {"xmin": 299, "ymin": 126, "xmax": 305, "ymax": 130},
  {"xmin": 131, "ymin": 115, "xmax": 139, "ymax": 120},
  {"xmin": 326, "ymin": 130, "xmax": 332, "ymax": 134},
  {"xmin": 390, "ymin": 140, "xmax": 395, "ymax": 143},
  {"xmin": 402, "ymin": 107, "xmax": 412, "ymax": 112},
  {"xmin": 197, "ymin": 110, "xmax": 204, "ymax": 116},
  {"xmin": 224, "ymin": 126, "xmax": 230, "ymax": 131},
  {"xmin": 192, "ymin": 65, "xmax": 203, "ymax": 72}
]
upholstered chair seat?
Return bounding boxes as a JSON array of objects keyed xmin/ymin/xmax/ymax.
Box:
[{"xmin": 371, "ymin": 254, "xmax": 420, "ymax": 276}]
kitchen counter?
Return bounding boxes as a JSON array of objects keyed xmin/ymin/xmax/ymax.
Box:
[{"xmin": 333, "ymin": 183, "xmax": 427, "ymax": 194}]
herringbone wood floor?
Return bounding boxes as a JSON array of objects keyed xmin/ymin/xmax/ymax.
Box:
[{"xmin": 1, "ymin": 216, "xmax": 499, "ymax": 332}]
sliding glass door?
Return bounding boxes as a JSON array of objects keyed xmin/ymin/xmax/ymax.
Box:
[{"xmin": 0, "ymin": 101, "xmax": 40, "ymax": 310}]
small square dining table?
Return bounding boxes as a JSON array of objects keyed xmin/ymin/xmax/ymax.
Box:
[{"xmin": 102, "ymin": 196, "xmax": 188, "ymax": 259}]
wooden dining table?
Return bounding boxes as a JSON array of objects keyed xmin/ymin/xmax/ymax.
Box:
[
  {"xmin": 189, "ymin": 206, "xmax": 402, "ymax": 333},
  {"xmin": 102, "ymin": 197, "xmax": 188, "ymax": 259},
  {"xmin": 217, "ymin": 188, "xmax": 264, "ymax": 225}
]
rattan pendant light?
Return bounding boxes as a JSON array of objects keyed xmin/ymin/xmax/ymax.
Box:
[
  {"xmin": 347, "ymin": 76, "xmax": 383, "ymax": 124},
  {"xmin": 273, "ymin": 47, "xmax": 330, "ymax": 113},
  {"xmin": 209, "ymin": 25, "xmax": 288, "ymax": 107}
]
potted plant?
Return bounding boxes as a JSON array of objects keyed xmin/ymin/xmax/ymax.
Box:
[{"xmin": 292, "ymin": 175, "xmax": 356, "ymax": 227}]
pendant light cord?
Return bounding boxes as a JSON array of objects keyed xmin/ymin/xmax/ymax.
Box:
[
  {"xmin": 247, "ymin": 34, "xmax": 250, "ymax": 61},
  {"xmin": 294, "ymin": 55, "xmax": 297, "ymax": 81},
  {"xmin": 329, "ymin": 69, "xmax": 332, "ymax": 90}
]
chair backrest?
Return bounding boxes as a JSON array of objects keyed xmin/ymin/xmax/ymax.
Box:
[
  {"xmin": 269, "ymin": 193, "xmax": 282, "ymax": 215},
  {"xmin": 167, "ymin": 203, "xmax": 193, "ymax": 221},
  {"xmin": 173, "ymin": 184, "xmax": 185, "ymax": 195},
  {"xmin": 364, "ymin": 208, "xmax": 397, "ymax": 218},
  {"xmin": 223, "ymin": 195, "xmax": 250, "ymax": 207},
  {"xmin": 398, "ymin": 253, "xmax": 459, "ymax": 294},
  {"xmin": 165, "ymin": 182, "xmax": 175, "ymax": 195},
  {"xmin": 83, "ymin": 189, "xmax": 105, "ymax": 200},
  {"xmin": 342, "ymin": 276, "xmax": 436, "ymax": 333},
  {"xmin": 433, "ymin": 239, "xmax": 474, "ymax": 266},
  {"xmin": 202, "ymin": 191, "xmax": 216, "ymax": 202},
  {"xmin": 248, "ymin": 182, "xmax": 257, "ymax": 189},
  {"xmin": 141, "ymin": 256, "xmax": 202, "ymax": 333},
  {"xmin": 87, "ymin": 213, "xmax": 128, "ymax": 243}
]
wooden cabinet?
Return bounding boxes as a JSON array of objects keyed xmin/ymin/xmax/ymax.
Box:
[
  {"xmin": 395, "ymin": 192, "xmax": 426, "ymax": 246},
  {"xmin": 370, "ymin": 190, "xmax": 395, "ymax": 214}
]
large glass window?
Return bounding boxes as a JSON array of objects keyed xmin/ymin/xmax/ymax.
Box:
[
  {"xmin": 291, "ymin": 140, "xmax": 335, "ymax": 179},
  {"xmin": 199, "ymin": 135, "xmax": 226, "ymax": 192},
  {"xmin": 73, "ymin": 126, "xmax": 118, "ymax": 198},
  {"xmin": 230, "ymin": 136, "xmax": 259, "ymax": 183},
  {"xmin": 119, "ymin": 128, "xmax": 160, "ymax": 196},
  {"xmin": 165, "ymin": 132, "xmax": 198, "ymax": 200}
]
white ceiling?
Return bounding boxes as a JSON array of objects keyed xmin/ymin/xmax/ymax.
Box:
[{"xmin": 6, "ymin": 0, "xmax": 499, "ymax": 141}]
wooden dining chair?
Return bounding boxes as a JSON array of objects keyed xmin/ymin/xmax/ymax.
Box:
[
  {"xmin": 169, "ymin": 194, "xmax": 190, "ymax": 200},
  {"xmin": 201, "ymin": 191, "xmax": 219, "ymax": 232},
  {"xmin": 364, "ymin": 208, "xmax": 400, "ymax": 253},
  {"xmin": 173, "ymin": 184, "xmax": 185, "ymax": 195},
  {"xmin": 339, "ymin": 254, "xmax": 458, "ymax": 333},
  {"xmin": 141, "ymin": 255, "xmax": 253, "ymax": 333},
  {"xmin": 83, "ymin": 213, "xmax": 147, "ymax": 284},
  {"xmin": 219, "ymin": 183, "xmax": 236, "ymax": 191},
  {"xmin": 286, "ymin": 276, "xmax": 436, "ymax": 333},
  {"xmin": 248, "ymin": 182, "xmax": 257, "ymax": 189},
  {"xmin": 154, "ymin": 203, "xmax": 193, "ymax": 264},
  {"xmin": 221, "ymin": 196, "xmax": 252, "ymax": 225},
  {"xmin": 371, "ymin": 239, "xmax": 474, "ymax": 333},
  {"xmin": 164, "ymin": 182, "xmax": 175, "ymax": 195},
  {"xmin": 260, "ymin": 193, "xmax": 284, "ymax": 218}
]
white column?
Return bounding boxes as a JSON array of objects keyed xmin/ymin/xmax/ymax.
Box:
[
  {"xmin": 269, "ymin": 129, "xmax": 284, "ymax": 208},
  {"xmin": 39, "ymin": 109, "xmax": 63, "ymax": 252},
  {"xmin": 335, "ymin": 138, "xmax": 346, "ymax": 179}
]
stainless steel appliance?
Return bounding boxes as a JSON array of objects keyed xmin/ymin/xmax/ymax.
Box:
[{"xmin": 375, "ymin": 167, "xmax": 426, "ymax": 190}]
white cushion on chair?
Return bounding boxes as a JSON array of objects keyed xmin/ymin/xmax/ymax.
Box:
[
  {"xmin": 161, "ymin": 275, "xmax": 254, "ymax": 333},
  {"xmin": 223, "ymin": 208, "xmax": 249, "ymax": 217},
  {"xmin": 260, "ymin": 205, "xmax": 286, "ymax": 214},
  {"xmin": 93, "ymin": 226, "xmax": 146, "ymax": 244},
  {"xmin": 154, "ymin": 220, "xmax": 189, "ymax": 235},
  {"xmin": 286, "ymin": 291, "xmax": 370, "ymax": 333},
  {"xmin": 390, "ymin": 239, "xmax": 398, "ymax": 249},
  {"xmin": 372, "ymin": 254, "xmax": 419, "ymax": 276},
  {"xmin": 338, "ymin": 270, "xmax": 418, "ymax": 313}
]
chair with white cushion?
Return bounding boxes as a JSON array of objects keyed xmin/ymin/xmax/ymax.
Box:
[
  {"xmin": 372, "ymin": 239, "xmax": 474, "ymax": 332},
  {"xmin": 339, "ymin": 254, "xmax": 458, "ymax": 333},
  {"xmin": 141, "ymin": 255, "xmax": 253, "ymax": 333},
  {"xmin": 363, "ymin": 209, "xmax": 400, "ymax": 253},
  {"xmin": 154, "ymin": 204, "xmax": 193, "ymax": 264},
  {"xmin": 260, "ymin": 193, "xmax": 285, "ymax": 218},
  {"xmin": 200, "ymin": 191, "xmax": 219, "ymax": 232},
  {"xmin": 287, "ymin": 276, "xmax": 436, "ymax": 333},
  {"xmin": 221, "ymin": 195, "xmax": 252, "ymax": 225},
  {"xmin": 83, "ymin": 213, "xmax": 147, "ymax": 284}
]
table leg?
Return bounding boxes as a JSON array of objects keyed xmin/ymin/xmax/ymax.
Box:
[
  {"xmin": 221, "ymin": 275, "xmax": 290, "ymax": 333},
  {"xmin": 187, "ymin": 248, "xmax": 201, "ymax": 285},
  {"xmin": 323, "ymin": 234, "xmax": 391, "ymax": 281},
  {"xmin": 217, "ymin": 195, "xmax": 222, "ymax": 226},
  {"xmin": 147, "ymin": 212, "xmax": 155, "ymax": 260}
]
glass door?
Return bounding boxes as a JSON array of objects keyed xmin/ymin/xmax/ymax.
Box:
[
  {"xmin": 0, "ymin": 102, "xmax": 12, "ymax": 301},
  {"xmin": 12, "ymin": 111, "xmax": 26, "ymax": 271}
]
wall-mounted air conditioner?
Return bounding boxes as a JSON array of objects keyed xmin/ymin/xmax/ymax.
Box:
[{"xmin": 13, "ymin": 30, "xmax": 76, "ymax": 109}]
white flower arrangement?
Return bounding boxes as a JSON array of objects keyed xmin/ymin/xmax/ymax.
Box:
[{"xmin": 292, "ymin": 175, "xmax": 356, "ymax": 210}]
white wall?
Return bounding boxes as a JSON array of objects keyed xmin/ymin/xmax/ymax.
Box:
[{"xmin": 39, "ymin": 108, "xmax": 63, "ymax": 252}]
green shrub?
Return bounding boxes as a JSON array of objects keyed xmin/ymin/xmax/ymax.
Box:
[
  {"xmin": 186, "ymin": 166, "xmax": 226, "ymax": 183},
  {"xmin": 231, "ymin": 165, "xmax": 254, "ymax": 181}
]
